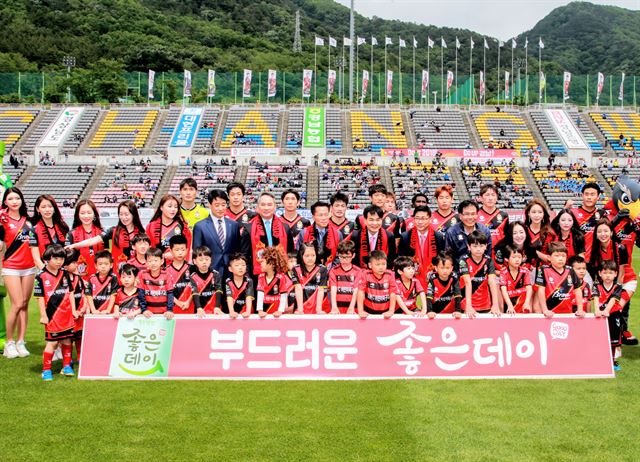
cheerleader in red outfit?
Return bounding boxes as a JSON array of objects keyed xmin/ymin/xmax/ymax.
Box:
[
  {"xmin": 66, "ymin": 200, "xmax": 104, "ymax": 281},
  {"xmin": 146, "ymin": 194, "xmax": 192, "ymax": 265},
  {"xmin": 29, "ymin": 194, "xmax": 69, "ymax": 270}
]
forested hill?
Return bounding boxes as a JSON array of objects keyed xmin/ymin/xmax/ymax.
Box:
[{"xmin": 0, "ymin": 0, "xmax": 637, "ymax": 75}]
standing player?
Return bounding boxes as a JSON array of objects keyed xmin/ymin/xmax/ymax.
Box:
[
  {"xmin": 225, "ymin": 182, "xmax": 257, "ymax": 228},
  {"xmin": 138, "ymin": 248, "xmax": 175, "ymax": 319},
  {"xmin": 190, "ymin": 246, "xmax": 222, "ymax": 316},
  {"xmin": 113, "ymin": 264, "xmax": 141, "ymax": 319},
  {"xmin": 255, "ymin": 247, "xmax": 291, "ymax": 318},
  {"xmin": 280, "ymin": 189, "xmax": 310, "ymax": 240},
  {"xmin": 291, "ymin": 243, "xmax": 329, "ymax": 314},
  {"xmin": 431, "ymin": 185, "xmax": 457, "ymax": 250},
  {"xmin": 225, "ymin": 253, "xmax": 254, "ymax": 318},
  {"xmin": 179, "ymin": 178, "xmax": 209, "ymax": 230},
  {"xmin": 477, "ymin": 184, "xmax": 509, "ymax": 247},
  {"xmin": 393, "ymin": 256, "xmax": 427, "ymax": 316},
  {"xmin": 329, "ymin": 192, "xmax": 354, "ymax": 238},
  {"xmin": 165, "ymin": 235, "xmax": 195, "ymax": 314},
  {"xmin": 593, "ymin": 260, "xmax": 624, "ymax": 370},
  {"xmin": 564, "ymin": 182, "xmax": 605, "ymax": 258}
]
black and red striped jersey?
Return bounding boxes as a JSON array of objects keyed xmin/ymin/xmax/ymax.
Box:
[
  {"xmin": 477, "ymin": 207, "xmax": 509, "ymax": 247},
  {"xmin": 499, "ymin": 266, "xmax": 532, "ymax": 313},
  {"xmin": 116, "ymin": 287, "xmax": 140, "ymax": 314},
  {"xmin": 290, "ymin": 264, "xmax": 329, "ymax": 313},
  {"xmin": 0, "ymin": 215, "xmax": 35, "ymax": 270},
  {"xmin": 137, "ymin": 269, "xmax": 174, "ymax": 314},
  {"xmin": 165, "ymin": 262, "xmax": 195, "ymax": 304},
  {"xmin": 535, "ymin": 265, "xmax": 581, "ymax": 314},
  {"xmin": 34, "ymin": 268, "xmax": 75, "ymax": 334},
  {"xmin": 357, "ymin": 269, "xmax": 398, "ymax": 314},
  {"xmin": 191, "ymin": 267, "xmax": 222, "ymax": 314},
  {"xmin": 257, "ymin": 273, "xmax": 291, "ymax": 314},
  {"xmin": 280, "ymin": 214, "xmax": 310, "ymax": 239},
  {"xmin": 459, "ymin": 256, "xmax": 496, "ymax": 311},
  {"xmin": 224, "ymin": 276, "xmax": 255, "ymax": 314},
  {"xmin": 426, "ymin": 273, "xmax": 462, "ymax": 314},
  {"xmin": 29, "ymin": 221, "xmax": 66, "ymax": 258},
  {"xmin": 593, "ymin": 281, "xmax": 623, "ymax": 313},
  {"xmin": 328, "ymin": 264, "xmax": 361, "ymax": 313},
  {"xmin": 84, "ymin": 272, "xmax": 118, "ymax": 312},
  {"xmin": 395, "ymin": 277, "xmax": 425, "ymax": 313}
]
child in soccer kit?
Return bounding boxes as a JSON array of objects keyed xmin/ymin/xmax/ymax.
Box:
[
  {"xmin": 114, "ymin": 264, "xmax": 141, "ymax": 319},
  {"xmin": 499, "ymin": 245, "xmax": 533, "ymax": 314},
  {"xmin": 190, "ymin": 246, "xmax": 222, "ymax": 316},
  {"xmin": 85, "ymin": 250, "xmax": 119, "ymax": 315},
  {"xmin": 393, "ymin": 256, "xmax": 427, "ymax": 316},
  {"xmin": 256, "ymin": 247, "xmax": 291, "ymax": 318},
  {"xmin": 426, "ymin": 252, "xmax": 463, "ymax": 318},
  {"xmin": 593, "ymin": 260, "xmax": 625, "ymax": 370},
  {"xmin": 291, "ymin": 243, "xmax": 329, "ymax": 314},
  {"xmin": 459, "ymin": 230, "xmax": 500, "ymax": 317},
  {"xmin": 328, "ymin": 240, "xmax": 361, "ymax": 314},
  {"xmin": 64, "ymin": 249, "xmax": 87, "ymax": 363},
  {"xmin": 357, "ymin": 250, "xmax": 398, "ymax": 318},
  {"xmin": 286, "ymin": 251, "xmax": 298, "ymax": 312},
  {"xmin": 138, "ymin": 247, "xmax": 175, "ymax": 319},
  {"xmin": 165, "ymin": 234, "xmax": 195, "ymax": 314},
  {"xmin": 126, "ymin": 233, "xmax": 151, "ymax": 273},
  {"xmin": 569, "ymin": 255, "xmax": 592, "ymax": 313},
  {"xmin": 225, "ymin": 253, "xmax": 254, "ymax": 318},
  {"xmin": 536, "ymin": 242, "xmax": 584, "ymax": 317},
  {"xmin": 35, "ymin": 245, "xmax": 79, "ymax": 380}
]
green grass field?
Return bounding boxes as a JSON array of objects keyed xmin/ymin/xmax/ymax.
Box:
[{"xmin": 2, "ymin": 272, "xmax": 640, "ymax": 462}]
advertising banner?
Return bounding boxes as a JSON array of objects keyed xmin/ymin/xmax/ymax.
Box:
[
  {"xmin": 302, "ymin": 106, "xmax": 325, "ymax": 149},
  {"xmin": 170, "ymin": 107, "xmax": 203, "ymax": 148}
]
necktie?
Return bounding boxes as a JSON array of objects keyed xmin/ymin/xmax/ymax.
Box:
[
  {"xmin": 420, "ymin": 234, "xmax": 425, "ymax": 252},
  {"xmin": 264, "ymin": 220, "xmax": 273, "ymax": 247},
  {"xmin": 369, "ymin": 233, "xmax": 376, "ymax": 250},
  {"xmin": 318, "ymin": 228, "xmax": 326, "ymax": 247},
  {"xmin": 217, "ymin": 219, "xmax": 226, "ymax": 248}
]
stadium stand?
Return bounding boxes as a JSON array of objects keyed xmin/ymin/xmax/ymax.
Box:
[
  {"xmin": 246, "ymin": 163, "xmax": 307, "ymax": 207},
  {"xmin": 567, "ymin": 110, "xmax": 604, "ymax": 155},
  {"xmin": 169, "ymin": 163, "xmax": 237, "ymax": 205},
  {"xmin": 286, "ymin": 107, "xmax": 342, "ymax": 153},
  {"xmin": 532, "ymin": 161, "xmax": 606, "ymax": 210},
  {"xmin": 20, "ymin": 165, "xmax": 94, "ymax": 208},
  {"xmin": 390, "ymin": 161, "xmax": 454, "ymax": 207},
  {"xmin": 471, "ymin": 109, "xmax": 536, "ymax": 152},
  {"xmin": 599, "ymin": 160, "xmax": 640, "ymax": 188},
  {"xmin": 319, "ymin": 162, "xmax": 381, "ymax": 209},
  {"xmin": 528, "ymin": 110, "xmax": 567, "ymax": 155},
  {"xmin": 589, "ymin": 112, "xmax": 640, "ymax": 153},
  {"xmin": 220, "ymin": 107, "xmax": 280, "ymax": 151},
  {"xmin": 0, "ymin": 108, "xmax": 39, "ymax": 151},
  {"xmin": 192, "ymin": 108, "xmax": 221, "ymax": 155},
  {"xmin": 350, "ymin": 109, "xmax": 407, "ymax": 153},
  {"xmin": 409, "ymin": 109, "xmax": 471, "ymax": 148},
  {"xmin": 3, "ymin": 163, "xmax": 27, "ymax": 184},
  {"xmin": 85, "ymin": 108, "xmax": 158, "ymax": 156},
  {"xmin": 460, "ymin": 160, "xmax": 534, "ymax": 208},
  {"xmin": 19, "ymin": 108, "xmax": 63, "ymax": 154},
  {"xmin": 90, "ymin": 163, "xmax": 165, "ymax": 207},
  {"xmin": 153, "ymin": 107, "xmax": 182, "ymax": 152},
  {"xmin": 285, "ymin": 108, "xmax": 304, "ymax": 152}
]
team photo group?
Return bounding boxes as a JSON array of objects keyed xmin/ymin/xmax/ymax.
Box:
[{"xmin": 0, "ymin": 174, "xmax": 637, "ymax": 380}]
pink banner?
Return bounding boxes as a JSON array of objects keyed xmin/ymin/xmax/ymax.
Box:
[
  {"xmin": 79, "ymin": 315, "xmax": 613, "ymax": 380},
  {"xmin": 380, "ymin": 148, "xmax": 520, "ymax": 158}
]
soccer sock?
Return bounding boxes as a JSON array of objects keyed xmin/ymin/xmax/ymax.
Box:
[
  {"xmin": 61, "ymin": 344, "xmax": 73, "ymax": 367},
  {"xmin": 43, "ymin": 351, "xmax": 54, "ymax": 372},
  {"xmin": 75, "ymin": 338, "xmax": 82, "ymax": 362}
]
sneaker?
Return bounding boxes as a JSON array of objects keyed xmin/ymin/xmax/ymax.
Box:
[
  {"xmin": 52, "ymin": 347, "xmax": 63, "ymax": 361},
  {"xmin": 622, "ymin": 331, "xmax": 639, "ymax": 346},
  {"xmin": 3, "ymin": 341, "xmax": 18, "ymax": 359},
  {"xmin": 613, "ymin": 361, "xmax": 622, "ymax": 371},
  {"xmin": 42, "ymin": 370, "xmax": 53, "ymax": 381},
  {"xmin": 15, "ymin": 341, "xmax": 30, "ymax": 358},
  {"xmin": 61, "ymin": 365, "xmax": 74, "ymax": 377}
]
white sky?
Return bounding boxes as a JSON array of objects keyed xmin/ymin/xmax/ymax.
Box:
[{"xmin": 334, "ymin": 0, "xmax": 640, "ymax": 41}]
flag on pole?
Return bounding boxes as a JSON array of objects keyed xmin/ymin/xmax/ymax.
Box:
[
  {"xmin": 148, "ymin": 70, "xmax": 155, "ymax": 99},
  {"xmin": 441, "ymin": 37, "xmax": 447, "ymax": 48},
  {"xmin": 357, "ymin": 37, "xmax": 366, "ymax": 46},
  {"xmin": 421, "ymin": 70, "xmax": 429, "ymax": 99},
  {"xmin": 455, "ymin": 37, "xmax": 461, "ymax": 49},
  {"xmin": 242, "ymin": 69, "xmax": 252, "ymax": 98},
  {"xmin": 619, "ymin": 72, "xmax": 625, "ymax": 101},
  {"xmin": 524, "ymin": 37, "xmax": 529, "ymax": 49},
  {"xmin": 399, "ymin": 38, "xmax": 406, "ymax": 48},
  {"xmin": 447, "ymin": 71, "xmax": 454, "ymax": 91},
  {"xmin": 539, "ymin": 38, "xmax": 544, "ymax": 49},
  {"xmin": 597, "ymin": 72, "xmax": 605, "ymax": 100},
  {"xmin": 512, "ymin": 39, "xmax": 517, "ymax": 49},
  {"xmin": 413, "ymin": 37, "xmax": 418, "ymax": 48},
  {"xmin": 484, "ymin": 38, "xmax": 489, "ymax": 49},
  {"xmin": 428, "ymin": 37, "xmax": 434, "ymax": 48},
  {"xmin": 505, "ymin": 71, "xmax": 510, "ymax": 99},
  {"xmin": 207, "ymin": 69, "xmax": 216, "ymax": 97},
  {"xmin": 385, "ymin": 37, "xmax": 393, "ymax": 46},
  {"xmin": 302, "ymin": 69, "xmax": 312, "ymax": 98},
  {"xmin": 343, "ymin": 37, "xmax": 352, "ymax": 47},
  {"xmin": 563, "ymin": 71, "xmax": 571, "ymax": 100},
  {"xmin": 315, "ymin": 37, "xmax": 325, "ymax": 46},
  {"xmin": 479, "ymin": 71, "xmax": 485, "ymax": 98},
  {"xmin": 539, "ymin": 71, "xmax": 546, "ymax": 92},
  {"xmin": 499, "ymin": 41, "xmax": 504, "ymax": 48},
  {"xmin": 470, "ymin": 37, "xmax": 475, "ymax": 49},
  {"xmin": 371, "ymin": 37, "xmax": 378, "ymax": 46},
  {"xmin": 386, "ymin": 70, "xmax": 393, "ymax": 99},
  {"xmin": 267, "ymin": 69, "xmax": 277, "ymax": 98},
  {"xmin": 328, "ymin": 69, "xmax": 336, "ymax": 96},
  {"xmin": 329, "ymin": 37, "xmax": 337, "ymax": 47},
  {"xmin": 183, "ymin": 70, "xmax": 192, "ymax": 97},
  {"xmin": 362, "ymin": 70, "xmax": 369, "ymax": 99}
]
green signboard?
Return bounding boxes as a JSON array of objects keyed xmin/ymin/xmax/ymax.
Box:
[{"xmin": 302, "ymin": 107, "xmax": 325, "ymax": 148}]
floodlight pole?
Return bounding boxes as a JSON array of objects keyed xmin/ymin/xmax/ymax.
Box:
[
  {"xmin": 63, "ymin": 55, "xmax": 76, "ymax": 103},
  {"xmin": 349, "ymin": 0, "xmax": 355, "ymax": 103}
]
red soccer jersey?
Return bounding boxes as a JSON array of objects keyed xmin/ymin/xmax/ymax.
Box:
[
  {"xmin": 330, "ymin": 218, "xmax": 354, "ymax": 239},
  {"xmin": 430, "ymin": 210, "xmax": 457, "ymax": 234},
  {"xmin": 70, "ymin": 273, "xmax": 86, "ymax": 333},
  {"xmin": 576, "ymin": 280, "xmax": 593, "ymax": 312},
  {"xmin": 190, "ymin": 267, "xmax": 221, "ymax": 314},
  {"xmin": 257, "ymin": 273, "xmax": 292, "ymax": 314},
  {"xmin": 84, "ymin": 272, "xmax": 119, "ymax": 313},
  {"xmin": 357, "ymin": 269, "xmax": 398, "ymax": 314},
  {"xmin": 290, "ymin": 265, "xmax": 329, "ymax": 313},
  {"xmin": 554, "ymin": 232, "xmax": 584, "ymax": 260},
  {"xmin": 477, "ymin": 208, "xmax": 509, "ymax": 247},
  {"xmin": 526, "ymin": 227, "xmax": 555, "ymax": 267},
  {"xmin": 116, "ymin": 287, "xmax": 140, "ymax": 314},
  {"xmin": 125, "ymin": 255, "xmax": 147, "ymax": 273},
  {"xmin": 572, "ymin": 206, "xmax": 603, "ymax": 257},
  {"xmin": 613, "ymin": 216, "xmax": 639, "ymax": 282},
  {"xmin": 146, "ymin": 219, "xmax": 192, "ymax": 263},
  {"xmin": 67, "ymin": 225, "xmax": 104, "ymax": 280},
  {"xmin": 459, "ymin": 256, "xmax": 496, "ymax": 311},
  {"xmin": 328, "ymin": 264, "xmax": 362, "ymax": 313},
  {"xmin": 535, "ymin": 265, "xmax": 581, "ymax": 313},
  {"xmin": 593, "ymin": 281, "xmax": 623, "ymax": 313},
  {"xmin": 165, "ymin": 262, "xmax": 195, "ymax": 310},
  {"xmin": 426, "ymin": 272, "xmax": 462, "ymax": 314},
  {"xmin": 0, "ymin": 215, "xmax": 35, "ymax": 270},
  {"xmin": 499, "ymin": 266, "xmax": 532, "ymax": 313},
  {"xmin": 138, "ymin": 269, "xmax": 174, "ymax": 314},
  {"xmin": 281, "ymin": 214, "xmax": 310, "ymax": 239},
  {"xmin": 395, "ymin": 277, "xmax": 425, "ymax": 313},
  {"xmin": 225, "ymin": 276, "xmax": 255, "ymax": 314},
  {"xmin": 357, "ymin": 213, "xmax": 404, "ymax": 239},
  {"xmin": 29, "ymin": 221, "xmax": 66, "ymax": 258},
  {"xmin": 34, "ymin": 268, "xmax": 75, "ymax": 337},
  {"xmin": 102, "ymin": 226, "xmax": 141, "ymax": 274}
]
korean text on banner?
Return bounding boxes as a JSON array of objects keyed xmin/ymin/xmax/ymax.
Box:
[
  {"xmin": 302, "ymin": 107, "xmax": 325, "ymax": 149},
  {"xmin": 170, "ymin": 107, "xmax": 203, "ymax": 148},
  {"xmin": 80, "ymin": 315, "xmax": 613, "ymax": 380}
]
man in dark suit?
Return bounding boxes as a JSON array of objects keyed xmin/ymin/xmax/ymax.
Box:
[
  {"xmin": 193, "ymin": 189, "xmax": 249, "ymax": 282},
  {"xmin": 348, "ymin": 205, "xmax": 396, "ymax": 269}
]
